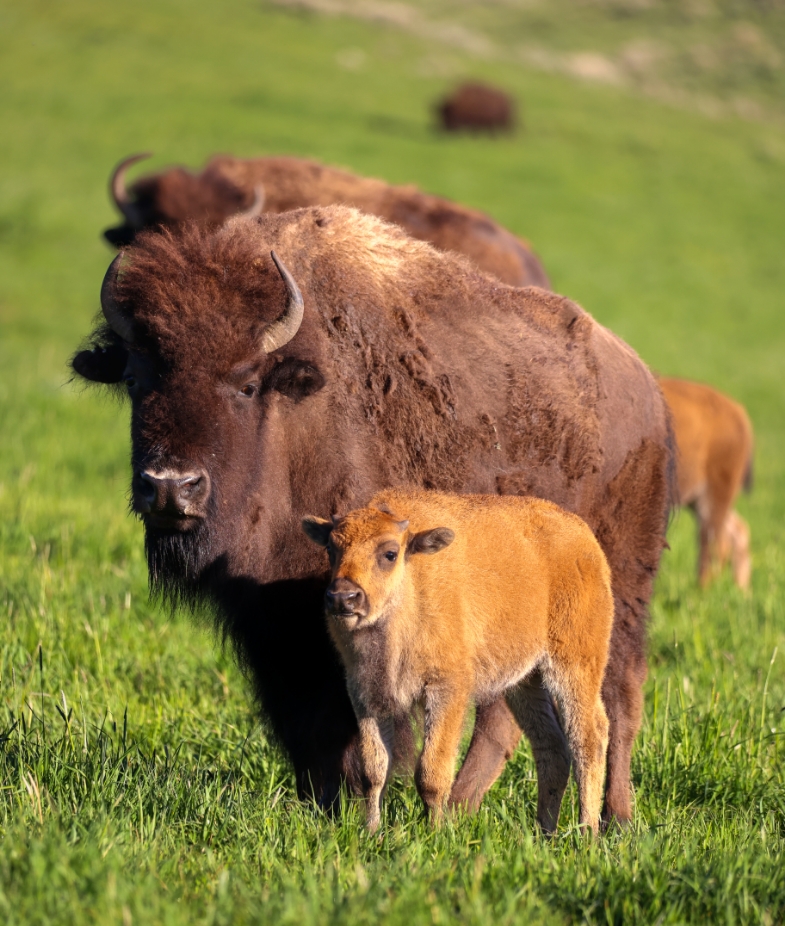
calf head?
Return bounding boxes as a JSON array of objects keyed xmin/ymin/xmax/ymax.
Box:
[{"xmin": 303, "ymin": 506, "xmax": 454, "ymax": 630}]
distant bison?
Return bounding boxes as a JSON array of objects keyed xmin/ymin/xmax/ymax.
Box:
[
  {"xmin": 437, "ymin": 82, "xmax": 515, "ymax": 134},
  {"xmin": 104, "ymin": 153, "xmax": 549, "ymax": 287},
  {"xmin": 304, "ymin": 489, "xmax": 613, "ymax": 835},
  {"xmin": 660, "ymin": 377, "xmax": 753, "ymax": 589},
  {"xmin": 72, "ymin": 205, "xmax": 673, "ymax": 824}
]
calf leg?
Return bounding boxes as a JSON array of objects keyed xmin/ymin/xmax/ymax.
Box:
[
  {"xmin": 418, "ymin": 686, "xmax": 471, "ymax": 824},
  {"xmin": 392, "ymin": 713, "xmax": 417, "ymax": 774},
  {"xmin": 564, "ymin": 694, "xmax": 609, "ymax": 835},
  {"xmin": 695, "ymin": 501, "xmax": 719, "ymax": 586},
  {"xmin": 726, "ymin": 510, "xmax": 751, "ymax": 590},
  {"xmin": 547, "ymin": 663, "xmax": 609, "ymax": 836},
  {"xmin": 352, "ymin": 705, "xmax": 394, "ymax": 832},
  {"xmin": 505, "ymin": 670, "xmax": 571, "ymax": 834},
  {"xmin": 448, "ymin": 698, "xmax": 522, "ymax": 812},
  {"xmin": 695, "ymin": 483, "xmax": 735, "ymax": 587},
  {"xmin": 358, "ymin": 716, "xmax": 394, "ymax": 832}
]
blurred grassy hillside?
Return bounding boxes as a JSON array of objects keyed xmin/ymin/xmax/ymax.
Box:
[
  {"xmin": 0, "ymin": 1, "xmax": 783, "ymax": 923},
  {"xmin": 293, "ymin": 0, "xmax": 785, "ymax": 120}
]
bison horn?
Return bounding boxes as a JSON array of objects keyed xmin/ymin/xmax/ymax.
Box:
[
  {"xmin": 261, "ymin": 251, "xmax": 304, "ymax": 353},
  {"xmin": 110, "ymin": 153, "xmax": 151, "ymax": 225},
  {"xmin": 237, "ymin": 185, "xmax": 266, "ymax": 220},
  {"xmin": 100, "ymin": 253, "xmax": 135, "ymax": 343}
]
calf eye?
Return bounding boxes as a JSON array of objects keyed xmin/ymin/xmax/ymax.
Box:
[
  {"xmin": 384, "ymin": 550, "xmax": 397, "ymax": 563},
  {"xmin": 239, "ymin": 383, "xmax": 257, "ymax": 398}
]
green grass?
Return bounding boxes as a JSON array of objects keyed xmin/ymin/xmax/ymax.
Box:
[
  {"xmin": 1, "ymin": 0, "xmax": 784, "ymax": 922},
  {"xmin": 357, "ymin": 0, "xmax": 785, "ymax": 121}
]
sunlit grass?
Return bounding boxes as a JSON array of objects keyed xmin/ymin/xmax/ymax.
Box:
[{"xmin": 0, "ymin": 0, "xmax": 784, "ymax": 922}]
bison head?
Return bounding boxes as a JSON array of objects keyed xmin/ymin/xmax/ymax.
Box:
[
  {"xmin": 73, "ymin": 222, "xmax": 337, "ymax": 607},
  {"xmin": 303, "ymin": 507, "xmax": 454, "ymax": 632},
  {"xmin": 104, "ymin": 154, "xmax": 264, "ymax": 248}
]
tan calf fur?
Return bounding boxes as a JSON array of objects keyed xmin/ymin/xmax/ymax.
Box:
[
  {"xmin": 303, "ymin": 489, "xmax": 613, "ymax": 835},
  {"xmin": 660, "ymin": 378, "xmax": 753, "ymax": 589}
]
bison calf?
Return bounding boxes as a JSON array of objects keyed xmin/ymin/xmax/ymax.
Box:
[
  {"xmin": 303, "ymin": 489, "xmax": 613, "ymax": 834},
  {"xmin": 659, "ymin": 378, "xmax": 753, "ymax": 589}
]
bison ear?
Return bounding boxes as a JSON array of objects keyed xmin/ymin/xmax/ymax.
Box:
[
  {"xmin": 71, "ymin": 344, "xmax": 128, "ymax": 384},
  {"xmin": 302, "ymin": 516, "xmax": 333, "ymax": 547},
  {"xmin": 103, "ymin": 225, "xmax": 136, "ymax": 248},
  {"xmin": 269, "ymin": 359, "xmax": 325, "ymax": 402},
  {"xmin": 407, "ymin": 527, "xmax": 455, "ymax": 557}
]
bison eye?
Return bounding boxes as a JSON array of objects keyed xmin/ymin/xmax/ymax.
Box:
[
  {"xmin": 384, "ymin": 550, "xmax": 397, "ymax": 563},
  {"xmin": 123, "ymin": 375, "xmax": 137, "ymax": 391},
  {"xmin": 239, "ymin": 383, "xmax": 258, "ymax": 398}
]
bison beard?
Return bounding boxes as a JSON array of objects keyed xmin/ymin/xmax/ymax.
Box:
[
  {"xmin": 144, "ymin": 500, "xmax": 368, "ymax": 805},
  {"xmin": 144, "ymin": 519, "xmax": 214, "ymax": 612},
  {"xmin": 73, "ymin": 208, "xmax": 673, "ymax": 825}
]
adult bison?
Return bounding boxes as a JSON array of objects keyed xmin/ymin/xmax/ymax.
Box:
[
  {"xmin": 72, "ymin": 206, "xmax": 673, "ymax": 824},
  {"xmin": 437, "ymin": 82, "xmax": 516, "ymax": 134},
  {"xmin": 104, "ymin": 153, "xmax": 549, "ymax": 288}
]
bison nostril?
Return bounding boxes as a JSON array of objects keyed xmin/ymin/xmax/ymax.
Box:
[
  {"xmin": 177, "ymin": 476, "xmax": 201, "ymax": 499},
  {"xmin": 137, "ymin": 473, "xmax": 158, "ymax": 505},
  {"xmin": 325, "ymin": 584, "xmax": 366, "ymax": 615}
]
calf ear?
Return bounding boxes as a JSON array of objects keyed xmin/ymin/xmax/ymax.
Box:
[
  {"xmin": 269, "ymin": 359, "xmax": 325, "ymax": 402},
  {"xmin": 407, "ymin": 527, "xmax": 455, "ymax": 556},
  {"xmin": 71, "ymin": 344, "xmax": 127, "ymax": 384},
  {"xmin": 302, "ymin": 516, "xmax": 333, "ymax": 547}
]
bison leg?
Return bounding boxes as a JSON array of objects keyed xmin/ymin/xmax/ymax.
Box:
[
  {"xmin": 545, "ymin": 661, "xmax": 609, "ymax": 835},
  {"xmin": 505, "ymin": 670, "xmax": 571, "ymax": 833},
  {"xmin": 448, "ymin": 697, "xmax": 522, "ymax": 812},
  {"xmin": 561, "ymin": 691, "xmax": 609, "ymax": 836},
  {"xmin": 231, "ymin": 578, "xmax": 362, "ymax": 810},
  {"xmin": 392, "ymin": 712, "xmax": 417, "ymax": 775},
  {"xmin": 589, "ymin": 436, "xmax": 672, "ymax": 826},
  {"xmin": 350, "ymin": 705, "xmax": 394, "ymax": 833},
  {"xmin": 600, "ymin": 606, "xmax": 647, "ymax": 826},
  {"xmin": 418, "ymin": 684, "xmax": 471, "ymax": 824},
  {"xmin": 695, "ymin": 480, "xmax": 736, "ymax": 586},
  {"xmin": 726, "ymin": 510, "xmax": 751, "ymax": 590},
  {"xmin": 697, "ymin": 510, "xmax": 724, "ymax": 587}
]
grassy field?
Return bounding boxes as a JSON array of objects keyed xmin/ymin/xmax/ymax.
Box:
[{"xmin": 1, "ymin": 0, "xmax": 784, "ymax": 922}]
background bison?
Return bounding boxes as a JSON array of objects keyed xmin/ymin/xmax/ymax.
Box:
[
  {"xmin": 660, "ymin": 377, "xmax": 753, "ymax": 589},
  {"xmin": 104, "ymin": 153, "xmax": 549, "ymax": 287},
  {"xmin": 72, "ymin": 206, "xmax": 673, "ymax": 823},
  {"xmin": 437, "ymin": 82, "xmax": 516, "ymax": 134}
]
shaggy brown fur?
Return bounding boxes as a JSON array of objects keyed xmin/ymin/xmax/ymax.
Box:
[
  {"xmin": 104, "ymin": 154, "xmax": 549, "ymax": 287},
  {"xmin": 437, "ymin": 82, "xmax": 515, "ymax": 134},
  {"xmin": 72, "ymin": 205, "xmax": 673, "ymax": 822},
  {"xmin": 304, "ymin": 489, "xmax": 613, "ymax": 835},
  {"xmin": 660, "ymin": 377, "xmax": 753, "ymax": 589}
]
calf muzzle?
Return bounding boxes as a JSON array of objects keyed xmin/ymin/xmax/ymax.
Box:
[
  {"xmin": 325, "ymin": 578, "xmax": 368, "ymax": 619},
  {"xmin": 133, "ymin": 467, "xmax": 211, "ymax": 525}
]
